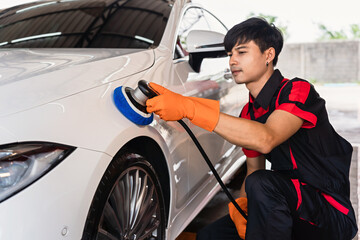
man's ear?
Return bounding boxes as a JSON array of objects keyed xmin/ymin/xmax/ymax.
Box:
[{"xmin": 265, "ymin": 47, "xmax": 276, "ymax": 64}]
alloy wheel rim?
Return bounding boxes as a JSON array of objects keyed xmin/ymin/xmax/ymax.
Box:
[{"xmin": 97, "ymin": 166, "xmax": 161, "ymax": 240}]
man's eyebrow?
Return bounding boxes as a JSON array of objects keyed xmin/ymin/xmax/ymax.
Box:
[{"xmin": 235, "ymin": 45, "xmax": 248, "ymax": 50}]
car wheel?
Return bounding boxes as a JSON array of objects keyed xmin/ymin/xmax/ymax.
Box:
[{"xmin": 82, "ymin": 151, "xmax": 166, "ymax": 240}]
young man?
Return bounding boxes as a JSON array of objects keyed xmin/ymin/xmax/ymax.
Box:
[{"xmin": 146, "ymin": 18, "xmax": 357, "ymax": 239}]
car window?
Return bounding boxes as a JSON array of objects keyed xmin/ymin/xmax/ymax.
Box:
[
  {"xmin": 174, "ymin": 7, "xmax": 227, "ymax": 59},
  {"xmin": 0, "ymin": 0, "xmax": 172, "ymax": 48}
]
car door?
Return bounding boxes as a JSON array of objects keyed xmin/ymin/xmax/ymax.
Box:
[{"xmin": 173, "ymin": 7, "xmax": 247, "ymax": 199}]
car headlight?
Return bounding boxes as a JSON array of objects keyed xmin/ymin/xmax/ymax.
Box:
[{"xmin": 0, "ymin": 142, "xmax": 75, "ymax": 203}]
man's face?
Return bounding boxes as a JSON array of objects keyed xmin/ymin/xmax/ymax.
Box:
[{"xmin": 227, "ymin": 40, "xmax": 268, "ymax": 85}]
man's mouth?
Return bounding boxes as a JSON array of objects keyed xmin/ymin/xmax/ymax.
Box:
[{"xmin": 231, "ymin": 69, "xmax": 241, "ymax": 75}]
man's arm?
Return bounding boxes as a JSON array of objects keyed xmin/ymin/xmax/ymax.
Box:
[
  {"xmin": 239, "ymin": 155, "xmax": 266, "ymax": 198},
  {"xmin": 214, "ymin": 109, "xmax": 304, "ymax": 154}
]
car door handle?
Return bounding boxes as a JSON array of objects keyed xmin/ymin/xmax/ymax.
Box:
[{"xmin": 173, "ymin": 59, "xmax": 187, "ymax": 64}]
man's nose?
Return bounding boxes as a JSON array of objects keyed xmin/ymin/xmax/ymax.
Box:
[{"xmin": 229, "ymin": 55, "xmax": 237, "ymax": 65}]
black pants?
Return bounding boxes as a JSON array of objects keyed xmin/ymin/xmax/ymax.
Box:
[
  {"xmin": 196, "ymin": 214, "xmax": 241, "ymax": 240},
  {"xmin": 197, "ymin": 170, "xmax": 355, "ymax": 240}
]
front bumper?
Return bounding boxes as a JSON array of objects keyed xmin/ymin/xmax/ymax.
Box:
[{"xmin": 0, "ymin": 147, "xmax": 112, "ymax": 239}]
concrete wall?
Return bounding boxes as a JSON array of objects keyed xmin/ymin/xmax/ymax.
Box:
[{"xmin": 277, "ymin": 40, "xmax": 360, "ymax": 83}]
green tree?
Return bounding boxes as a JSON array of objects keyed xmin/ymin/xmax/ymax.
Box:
[
  {"xmin": 350, "ymin": 24, "xmax": 360, "ymax": 39},
  {"xmin": 318, "ymin": 23, "xmax": 360, "ymax": 40},
  {"xmin": 247, "ymin": 12, "xmax": 289, "ymax": 40},
  {"xmin": 318, "ymin": 24, "xmax": 347, "ymax": 40}
]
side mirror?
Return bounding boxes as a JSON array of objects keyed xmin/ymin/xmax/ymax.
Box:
[
  {"xmin": 186, "ymin": 30, "xmax": 227, "ymax": 72},
  {"xmin": 187, "ymin": 30, "xmax": 225, "ymax": 53}
]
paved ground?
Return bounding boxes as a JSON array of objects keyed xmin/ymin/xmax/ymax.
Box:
[{"xmin": 178, "ymin": 83, "xmax": 360, "ymax": 239}]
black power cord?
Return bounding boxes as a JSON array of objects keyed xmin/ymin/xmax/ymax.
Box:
[{"xmin": 177, "ymin": 119, "xmax": 248, "ymax": 220}]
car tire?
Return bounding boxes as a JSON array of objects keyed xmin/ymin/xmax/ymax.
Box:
[{"xmin": 82, "ymin": 151, "xmax": 166, "ymax": 240}]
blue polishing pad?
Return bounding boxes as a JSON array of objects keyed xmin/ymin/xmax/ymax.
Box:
[{"xmin": 113, "ymin": 86, "xmax": 153, "ymax": 125}]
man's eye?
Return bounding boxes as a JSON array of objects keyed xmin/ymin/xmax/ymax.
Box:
[{"xmin": 238, "ymin": 51, "xmax": 246, "ymax": 54}]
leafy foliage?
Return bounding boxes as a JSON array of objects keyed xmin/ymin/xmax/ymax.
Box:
[
  {"xmin": 318, "ymin": 23, "xmax": 360, "ymax": 40},
  {"xmin": 247, "ymin": 12, "xmax": 289, "ymax": 40},
  {"xmin": 350, "ymin": 24, "xmax": 360, "ymax": 39}
]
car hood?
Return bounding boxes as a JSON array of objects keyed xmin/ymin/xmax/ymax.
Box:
[{"xmin": 0, "ymin": 48, "xmax": 154, "ymax": 117}]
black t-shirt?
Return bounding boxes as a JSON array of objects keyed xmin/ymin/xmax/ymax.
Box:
[{"xmin": 240, "ymin": 69, "xmax": 356, "ymax": 225}]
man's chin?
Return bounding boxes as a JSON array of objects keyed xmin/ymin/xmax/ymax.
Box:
[{"xmin": 234, "ymin": 78, "xmax": 246, "ymax": 84}]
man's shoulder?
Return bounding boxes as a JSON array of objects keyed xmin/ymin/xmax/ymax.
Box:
[
  {"xmin": 277, "ymin": 76, "xmax": 321, "ymax": 107},
  {"xmin": 281, "ymin": 77, "xmax": 313, "ymax": 95},
  {"xmin": 288, "ymin": 77, "xmax": 311, "ymax": 84}
]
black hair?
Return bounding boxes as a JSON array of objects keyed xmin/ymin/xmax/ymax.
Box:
[{"xmin": 224, "ymin": 17, "xmax": 284, "ymax": 66}]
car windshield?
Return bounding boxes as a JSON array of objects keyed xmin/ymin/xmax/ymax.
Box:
[{"xmin": 0, "ymin": 0, "xmax": 172, "ymax": 48}]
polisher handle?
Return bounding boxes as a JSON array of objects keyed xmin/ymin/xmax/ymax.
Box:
[{"xmin": 138, "ymin": 80, "xmax": 158, "ymax": 99}]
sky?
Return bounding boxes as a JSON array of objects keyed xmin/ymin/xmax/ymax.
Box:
[
  {"xmin": 196, "ymin": 0, "xmax": 360, "ymax": 43},
  {"xmin": 1, "ymin": 0, "xmax": 360, "ymax": 43}
]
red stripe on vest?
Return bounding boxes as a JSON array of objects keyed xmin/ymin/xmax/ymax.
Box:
[
  {"xmin": 242, "ymin": 148, "xmax": 262, "ymax": 158},
  {"xmin": 275, "ymin": 79, "xmax": 290, "ymax": 108},
  {"xmin": 321, "ymin": 192, "xmax": 349, "ymax": 215},
  {"xmin": 289, "ymin": 145, "xmax": 298, "ymax": 169},
  {"xmin": 277, "ymin": 103, "xmax": 317, "ymax": 128},
  {"xmin": 291, "ymin": 179, "xmax": 302, "ymax": 210},
  {"xmin": 289, "ymin": 81, "xmax": 310, "ymax": 104},
  {"xmin": 299, "ymin": 217, "xmax": 317, "ymax": 226},
  {"xmin": 254, "ymin": 106, "xmax": 270, "ymax": 119},
  {"xmin": 240, "ymin": 103, "xmax": 250, "ymax": 118}
]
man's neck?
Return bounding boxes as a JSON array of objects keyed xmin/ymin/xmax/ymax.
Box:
[{"xmin": 246, "ymin": 69, "xmax": 274, "ymax": 99}]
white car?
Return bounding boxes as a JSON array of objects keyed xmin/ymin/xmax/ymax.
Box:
[{"xmin": 0, "ymin": 0, "xmax": 247, "ymax": 239}]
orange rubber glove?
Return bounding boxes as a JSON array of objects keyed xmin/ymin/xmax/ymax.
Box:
[
  {"xmin": 146, "ymin": 82, "xmax": 220, "ymax": 132},
  {"xmin": 228, "ymin": 197, "xmax": 248, "ymax": 239}
]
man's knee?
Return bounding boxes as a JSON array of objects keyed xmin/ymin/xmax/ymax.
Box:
[
  {"xmin": 245, "ymin": 170, "xmax": 271, "ymax": 194},
  {"xmin": 245, "ymin": 170, "xmax": 288, "ymax": 200}
]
